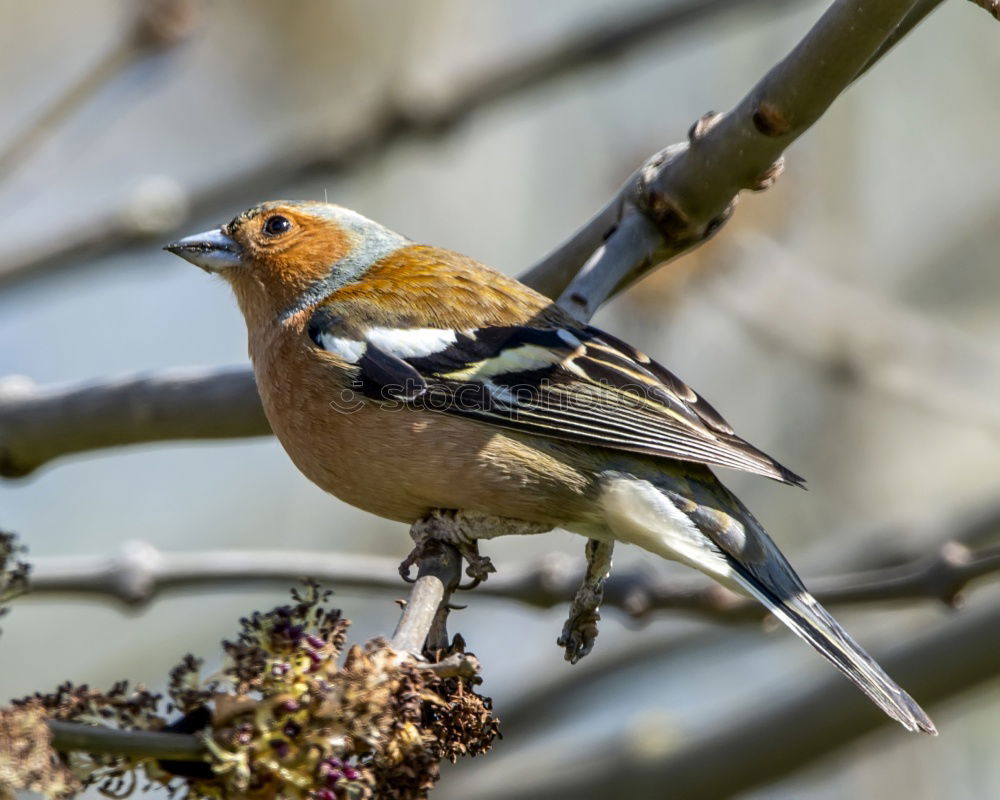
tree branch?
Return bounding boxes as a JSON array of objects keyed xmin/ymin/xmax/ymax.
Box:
[
  {"xmin": 21, "ymin": 535, "xmax": 1000, "ymax": 622},
  {"xmin": 526, "ymin": 0, "xmax": 938, "ymax": 318},
  {"xmin": 0, "ymin": 368, "xmax": 267, "ymax": 478},
  {"xmin": 0, "ymin": 0, "xmax": 197, "ymax": 186},
  {"xmin": 390, "ymin": 539, "xmax": 462, "ymax": 654},
  {"xmin": 46, "ymin": 720, "xmax": 205, "ymax": 762}
]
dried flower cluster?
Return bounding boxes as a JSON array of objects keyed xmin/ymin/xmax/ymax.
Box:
[
  {"xmin": 12, "ymin": 682, "xmax": 164, "ymax": 798},
  {"xmin": 0, "ymin": 704, "xmax": 76, "ymax": 800},
  {"xmin": 0, "ymin": 583, "xmax": 498, "ymax": 800}
]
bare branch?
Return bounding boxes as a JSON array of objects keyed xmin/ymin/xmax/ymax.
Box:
[
  {"xmin": 705, "ymin": 234, "xmax": 1000, "ymax": 434},
  {"xmin": 856, "ymin": 0, "xmax": 946, "ymax": 77},
  {"xmin": 524, "ymin": 0, "xmax": 941, "ymax": 316},
  {"xmin": 390, "ymin": 540, "xmax": 462, "ymax": 654},
  {"xmin": 0, "ymin": 0, "xmax": 197, "ymax": 186},
  {"xmin": 22, "ymin": 535, "xmax": 1000, "ymax": 622},
  {"xmin": 0, "ymin": 368, "xmax": 267, "ymax": 478},
  {"xmin": 46, "ymin": 720, "xmax": 204, "ymax": 762},
  {"xmin": 25, "ymin": 542, "xmax": 400, "ymax": 604}
]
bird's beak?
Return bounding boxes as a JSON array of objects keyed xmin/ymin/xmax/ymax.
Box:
[{"xmin": 164, "ymin": 228, "xmax": 242, "ymax": 272}]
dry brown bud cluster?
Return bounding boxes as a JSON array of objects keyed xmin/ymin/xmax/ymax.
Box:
[{"xmin": 0, "ymin": 583, "xmax": 498, "ymax": 800}]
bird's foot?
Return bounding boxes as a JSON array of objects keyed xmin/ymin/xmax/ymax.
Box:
[
  {"xmin": 557, "ymin": 539, "xmax": 614, "ymax": 663},
  {"xmin": 404, "ymin": 509, "xmax": 547, "ymax": 587},
  {"xmin": 456, "ymin": 540, "xmax": 496, "ymax": 588},
  {"xmin": 558, "ymin": 606, "xmax": 602, "ymax": 664}
]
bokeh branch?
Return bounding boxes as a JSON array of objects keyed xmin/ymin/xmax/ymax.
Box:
[
  {"xmin": 21, "ymin": 533, "xmax": 1000, "ymax": 622},
  {"xmin": 0, "ymin": 368, "xmax": 267, "ymax": 478},
  {"xmin": 0, "ymin": 0, "xmax": 795, "ymax": 285},
  {"xmin": 706, "ymin": 234, "xmax": 1000, "ymax": 435},
  {"xmin": 0, "ymin": 0, "xmax": 197, "ymax": 186},
  {"xmin": 469, "ymin": 594, "xmax": 1000, "ymax": 800}
]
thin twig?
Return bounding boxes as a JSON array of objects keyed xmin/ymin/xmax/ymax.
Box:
[
  {"xmin": 25, "ymin": 542, "xmax": 400, "ymax": 604},
  {"xmin": 47, "ymin": 720, "xmax": 205, "ymax": 762},
  {"xmin": 704, "ymin": 233, "xmax": 1000, "ymax": 434},
  {"xmin": 390, "ymin": 540, "xmax": 462, "ymax": 654},
  {"xmin": 856, "ymin": 0, "xmax": 946, "ymax": 77},
  {"xmin": 0, "ymin": 0, "xmax": 197, "ymax": 185}
]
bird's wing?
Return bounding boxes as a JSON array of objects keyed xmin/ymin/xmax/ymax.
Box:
[{"xmin": 308, "ymin": 313, "xmax": 803, "ymax": 485}]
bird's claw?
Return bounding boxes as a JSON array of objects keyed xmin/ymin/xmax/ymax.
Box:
[
  {"xmin": 397, "ymin": 546, "xmax": 421, "ymax": 583},
  {"xmin": 557, "ymin": 538, "xmax": 613, "ymax": 663},
  {"xmin": 404, "ymin": 511, "xmax": 500, "ymax": 589},
  {"xmin": 557, "ymin": 607, "xmax": 601, "ymax": 664},
  {"xmin": 457, "ymin": 541, "xmax": 496, "ymax": 589}
]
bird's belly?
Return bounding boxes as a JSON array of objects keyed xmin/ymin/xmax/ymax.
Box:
[{"xmin": 263, "ymin": 387, "xmax": 598, "ymax": 525}]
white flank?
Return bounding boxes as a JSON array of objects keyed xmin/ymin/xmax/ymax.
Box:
[
  {"xmin": 318, "ymin": 333, "xmax": 367, "ymax": 364},
  {"xmin": 366, "ymin": 327, "xmax": 458, "ymax": 358},
  {"xmin": 599, "ymin": 477, "xmax": 739, "ymax": 589}
]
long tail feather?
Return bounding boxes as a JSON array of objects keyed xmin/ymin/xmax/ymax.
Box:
[
  {"xmin": 728, "ymin": 561, "xmax": 936, "ymax": 734},
  {"xmin": 597, "ymin": 474, "xmax": 936, "ymax": 733}
]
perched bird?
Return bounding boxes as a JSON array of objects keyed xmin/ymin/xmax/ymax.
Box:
[{"xmin": 167, "ymin": 201, "xmax": 935, "ymax": 734}]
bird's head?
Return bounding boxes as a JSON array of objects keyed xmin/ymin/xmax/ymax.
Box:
[{"xmin": 165, "ymin": 201, "xmax": 408, "ymax": 324}]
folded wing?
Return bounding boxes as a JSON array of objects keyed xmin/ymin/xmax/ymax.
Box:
[{"xmin": 309, "ymin": 314, "xmax": 804, "ymax": 486}]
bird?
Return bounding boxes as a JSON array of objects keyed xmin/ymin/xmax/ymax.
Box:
[{"xmin": 166, "ymin": 200, "xmax": 935, "ymax": 734}]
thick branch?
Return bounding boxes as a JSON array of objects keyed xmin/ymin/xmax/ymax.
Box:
[
  {"xmin": 0, "ymin": 368, "xmax": 267, "ymax": 478},
  {"xmin": 525, "ymin": 0, "xmax": 941, "ymax": 316}
]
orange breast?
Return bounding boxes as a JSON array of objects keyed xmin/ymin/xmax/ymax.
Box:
[{"xmin": 248, "ymin": 317, "xmax": 597, "ymax": 526}]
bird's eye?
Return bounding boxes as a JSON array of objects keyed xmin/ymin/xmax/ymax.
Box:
[{"xmin": 262, "ymin": 215, "xmax": 291, "ymax": 237}]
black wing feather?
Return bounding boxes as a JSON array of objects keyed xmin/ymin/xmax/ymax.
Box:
[{"xmin": 312, "ymin": 313, "xmax": 803, "ymax": 486}]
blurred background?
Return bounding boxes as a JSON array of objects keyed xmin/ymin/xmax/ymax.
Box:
[{"xmin": 1, "ymin": 0, "xmax": 998, "ymax": 797}]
